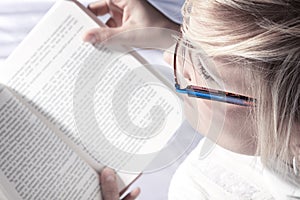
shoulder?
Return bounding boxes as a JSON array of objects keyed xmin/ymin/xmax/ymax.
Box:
[{"xmin": 168, "ymin": 139, "xmax": 276, "ymax": 200}]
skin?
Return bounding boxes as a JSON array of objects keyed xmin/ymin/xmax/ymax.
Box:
[
  {"xmin": 163, "ymin": 50, "xmax": 257, "ymax": 155},
  {"xmin": 83, "ymin": 0, "xmax": 179, "ymax": 46},
  {"xmin": 101, "ymin": 168, "xmax": 140, "ymax": 200}
]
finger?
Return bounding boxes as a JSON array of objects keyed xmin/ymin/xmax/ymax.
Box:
[
  {"xmin": 83, "ymin": 27, "xmax": 127, "ymax": 44},
  {"xmin": 105, "ymin": 18, "xmax": 117, "ymax": 27},
  {"xmin": 88, "ymin": 0, "xmax": 110, "ymax": 16},
  {"xmin": 109, "ymin": 11, "xmax": 123, "ymax": 27},
  {"xmin": 122, "ymin": 188, "xmax": 140, "ymax": 200},
  {"xmin": 101, "ymin": 168, "xmax": 119, "ymax": 200}
]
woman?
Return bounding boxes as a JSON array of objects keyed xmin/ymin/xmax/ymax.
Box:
[{"xmin": 83, "ymin": 0, "xmax": 300, "ymax": 199}]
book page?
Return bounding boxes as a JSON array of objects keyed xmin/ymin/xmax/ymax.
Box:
[
  {"xmin": 0, "ymin": 86, "xmax": 102, "ymax": 200},
  {"xmin": 0, "ymin": 0, "xmax": 183, "ymax": 179}
]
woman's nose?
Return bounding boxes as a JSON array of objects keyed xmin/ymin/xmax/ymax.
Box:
[
  {"xmin": 163, "ymin": 47, "xmax": 174, "ymax": 66},
  {"xmin": 182, "ymin": 62, "xmax": 192, "ymax": 82}
]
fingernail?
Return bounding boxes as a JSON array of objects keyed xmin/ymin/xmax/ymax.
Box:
[
  {"xmin": 132, "ymin": 188, "xmax": 141, "ymax": 196},
  {"xmin": 103, "ymin": 168, "xmax": 116, "ymax": 182},
  {"xmin": 106, "ymin": 174, "xmax": 115, "ymax": 182},
  {"xmin": 84, "ymin": 34, "xmax": 96, "ymax": 44},
  {"xmin": 87, "ymin": 2, "xmax": 97, "ymax": 9}
]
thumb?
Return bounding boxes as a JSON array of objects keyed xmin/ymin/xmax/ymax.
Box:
[
  {"xmin": 83, "ymin": 27, "xmax": 127, "ymax": 44},
  {"xmin": 83, "ymin": 26, "xmax": 179, "ymax": 48},
  {"xmin": 101, "ymin": 168, "xmax": 119, "ymax": 200}
]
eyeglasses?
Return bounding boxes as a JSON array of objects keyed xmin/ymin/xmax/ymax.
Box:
[{"xmin": 173, "ymin": 38, "xmax": 256, "ymax": 107}]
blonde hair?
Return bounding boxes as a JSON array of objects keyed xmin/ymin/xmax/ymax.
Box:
[{"xmin": 182, "ymin": 0, "xmax": 300, "ymax": 186}]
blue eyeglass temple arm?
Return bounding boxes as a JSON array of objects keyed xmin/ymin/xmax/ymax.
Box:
[{"xmin": 175, "ymin": 85, "xmax": 254, "ymax": 107}]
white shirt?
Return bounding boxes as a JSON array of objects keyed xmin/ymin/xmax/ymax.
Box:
[{"xmin": 168, "ymin": 138, "xmax": 300, "ymax": 200}]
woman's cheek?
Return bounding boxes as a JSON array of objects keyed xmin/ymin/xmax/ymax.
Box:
[
  {"xmin": 163, "ymin": 49, "xmax": 174, "ymax": 66},
  {"xmin": 183, "ymin": 97, "xmax": 213, "ymax": 136}
]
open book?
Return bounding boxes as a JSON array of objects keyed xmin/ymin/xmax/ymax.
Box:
[{"xmin": 0, "ymin": 0, "xmax": 183, "ymax": 199}]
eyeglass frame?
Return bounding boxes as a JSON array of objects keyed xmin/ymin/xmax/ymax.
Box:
[{"xmin": 173, "ymin": 38, "xmax": 256, "ymax": 107}]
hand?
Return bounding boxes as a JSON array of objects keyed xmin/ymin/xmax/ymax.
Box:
[
  {"xmin": 83, "ymin": 0, "xmax": 180, "ymax": 47},
  {"xmin": 101, "ymin": 167, "xmax": 140, "ymax": 200}
]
